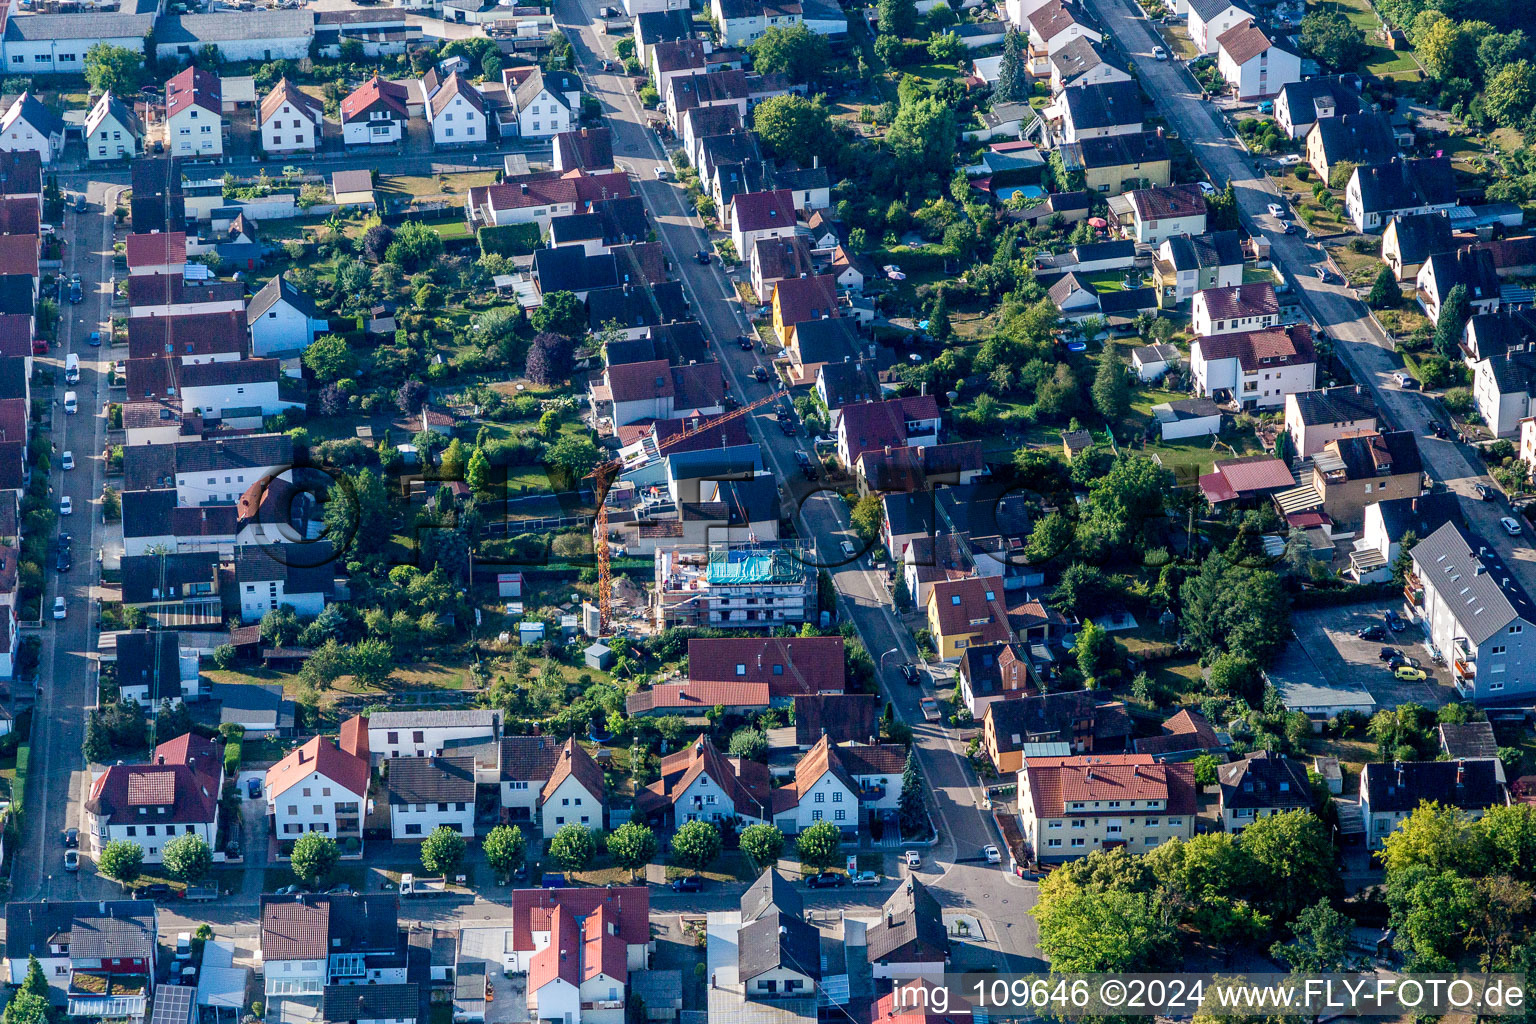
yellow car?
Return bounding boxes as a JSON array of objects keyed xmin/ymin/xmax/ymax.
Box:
[{"xmin": 1394, "ymin": 665, "xmax": 1427, "ymax": 681}]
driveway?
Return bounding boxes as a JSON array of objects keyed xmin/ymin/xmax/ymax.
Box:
[{"xmin": 1290, "ymin": 602, "xmax": 1455, "ymax": 709}]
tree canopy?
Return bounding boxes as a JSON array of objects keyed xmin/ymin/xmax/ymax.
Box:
[{"xmin": 748, "ymin": 24, "xmax": 831, "ymax": 81}]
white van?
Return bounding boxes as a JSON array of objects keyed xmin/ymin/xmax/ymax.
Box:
[
  {"xmin": 64, "ymin": 353, "xmax": 79, "ymax": 384},
  {"xmin": 63, "ymin": 391, "xmax": 77, "ymax": 414}
]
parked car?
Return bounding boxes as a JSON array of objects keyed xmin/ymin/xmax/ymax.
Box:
[
  {"xmin": 752, "ymin": 365, "xmax": 770, "ymax": 382},
  {"xmin": 1389, "ymin": 655, "xmax": 1420, "ymax": 671},
  {"xmin": 52, "ymin": 596, "xmax": 66, "ymax": 620},
  {"xmin": 88, "ymin": 331, "xmax": 101, "ymax": 346},
  {"xmin": 654, "ymin": 166, "xmax": 671, "ymax": 180},
  {"xmin": 68, "ymin": 282, "xmax": 82, "ymax": 303},
  {"xmin": 64, "ymin": 850, "xmax": 79, "ymax": 872},
  {"xmin": 61, "ymin": 450, "xmax": 74, "ymax": 471},
  {"xmin": 695, "ymin": 250, "xmax": 711, "ymax": 264},
  {"xmin": 919, "ymin": 695, "xmax": 940, "ymax": 721},
  {"xmin": 852, "ymin": 870, "xmax": 881, "ymax": 886},
  {"xmin": 807, "ymin": 872, "xmax": 846, "ymax": 888},
  {"xmin": 1356, "ymin": 624, "xmax": 1389, "ymax": 641},
  {"xmin": 74, "ymin": 195, "xmax": 87, "ymax": 213},
  {"xmin": 1152, "ymin": 45, "xmax": 1167, "ymax": 59},
  {"xmin": 1277, "ymin": 154, "xmax": 1302, "ymax": 165},
  {"xmin": 1267, "ymin": 203, "xmax": 1285, "ymax": 218},
  {"xmin": 1430, "ymin": 421, "xmax": 1449, "ymax": 438},
  {"xmin": 247, "ymin": 778, "xmax": 262, "ymax": 798},
  {"xmin": 737, "ymin": 335, "xmax": 753, "ymax": 350},
  {"xmin": 1394, "ymin": 665, "xmax": 1428, "ymax": 681},
  {"xmin": 1385, "ymin": 609, "xmax": 1405, "ymax": 629},
  {"xmin": 1502, "ymin": 516, "xmax": 1523, "ymax": 535},
  {"xmin": 1394, "ymin": 372, "xmax": 1420, "ymax": 389},
  {"xmin": 984, "ymin": 845, "xmax": 1002, "ymax": 864},
  {"xmin": 1196, "ymin": 180, "xmax": 1216, "ymax": 195},
  {"xmin": 62, "ymin": 828, "xmax": 78, "ymax": 848},
  {"xmin": 59, "ymin": 495, "xmax": 72, "ymax": 516},
  {"xmin": 899, "ymin": 663, "xmax": 919, "ymax": 685},
  {"xmin": 135, "ymin": 883, "xmax": 174, "ymax": 900},
  {"xmin": 31, "ymin": 338, "xmax": 47, "ymax": 355},
  {"xmin": 840, "ymin": 540, "xmax": 856, "ymax": 557},
  {"xmin": 904, "ymin": 850, "xmax": 922, "ymax": 868},
  {"xmin": 56, "ymin": 544, "xmax": 71, "ymax": 573},
  {"xmin": 1378, "ymin": 647, "xmax": 1400, "ymax": 662},
  {"xmin": 671, "ymin": 875, "xmax": 704, "ymax": 892},
  {"xmin": 779, "ymin": 418, "xmax": 796, "ymax": 435}
]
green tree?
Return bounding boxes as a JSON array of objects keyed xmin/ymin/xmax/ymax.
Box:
[
  {"xmin": 877, "ymin": 0, "xmax": 916, "ymax": 36},
  {"xmin": 1433, "ymin": 284, "xmax": 1471, "ymax": 358},
  {"xmin": 467, "ymin": 448, "xmax": 494, "ymax": 498},
  {"xmin": 84, "ymin": 43, "xmax": 145, "ymax": 94},
  {"xmin": 850, "ymin": 494, "xmax": 883, "ymax": 541},
  {"xmin": 20, "ymin": 957, "xmax": 48, "ymax": 1000},
  {"xmin": 995, "ymin": 30, "xmax": 1026, "ymax": 102},
  {"xmin": 83, "ymin": 711, "xmax": 110, "ymax": 763},
  {"xmin": 1238, "ymin": 810, "xmax": 1338, "ymax": 920},
  {"xmin": 926, "ymin": 30, "xmax": 965, "ymax": 60},
  {"xmin": 550, "ymin": 823, "xmax": 598, "ymax": 875},
  {"xmin": 290, "ymin": 832, "xmax": 340, "ymax": 885},
  {"xmin": 728, "ymin": 726, "xmax": 768, "ymax": 760},
  {"xmin": 349, "ymin": 638, "xmax": 396, "ymax": 687},
  {"xmin": 1417, "ymin": 17, "xmax": 1476, "ymax": 81},
  {"xmin": 1075, "ymin": 618, "xmax": 1116, "ymax": 682},
  {"xmin": 795, "ymin": 820, "xmax": 842, "ymax": 872},
  {"xmin": 483, "ymin": 825, "xmax": 527, "ymax": 880},
  {"xmin": 606, "ymin": 822, "xmax": 660, "ymax": 879},
  {"xmin": 98, "ymin": 839, "xmax": 144, "ymax": 887},
  {"xmin": 740, "ymin": 824, "xmax": 786, "ymax": 867},
  {"xmin": 439, "ymin": 438, "xmax": 469, "ymax": 480},
  {"xmin": 1206, "ymin": 182, "xmax": 1240, "ymax": 232},
  {"xmin": 1032, "ymin": 874, "xmax": 1178, "ymax": 971},
  {"xmin": 898, "ymin": 752, "xmax": 927, "ymax": 835},
  {"xmin": 1368, "ymin": 264, "xmax": 1402, "ymax": 308},
  {"xmin": 1205, "ymin": 651, "xmax": 1263, "ymax": 705},
  {"xmin": 1091, "ymin": 348, "xmax": 1129, "ymax": 421},
  {"xmin": 672, "ymin": 819, "xmax": 723, "ymax": 875},
  {"xmin": 302, "ymin": 333, "xmax": 353, "ymax": 384},
  {"xmin": 747, "ymin": 24, "xmax": 830, "ymax": 80},
  {"xmin": 752, "ymin": 95, "xmax": 833, "ymax": 167},
  {"xmin": 1180, "ymin": 553, "xmax": 1289, "ymax": 664},
  {"xmin": 1270, "ymin": 898, "xmax": 1353, "ymax": 971},
  {"xmin": 384, "ymin": 219, "xmax": 445, "ymax": 272},
  {"xmin": 421, "ymin": 826, "xmax": 468, "ymax": 876},
  {"xmin": 1191, "ymin": 753, "xmax": 1222, "ymax": 788},
  {"xmin": 1300, "ymin": 9, "xmax": 1368, "ymax": 70},
  {"xmin": 1485, "ymin": 60, "xmax": 1536, "ymax": 128},
  {"xmin": 1, "ymin": 993, "xmax": 50, "ymax": 1024},
  {"xmin": 530, "ymin": 290, "xmax": 587, "ymax": 337},
  {"xmin": 546, "ymin": 435, "xmax": 602, "ymax": 479},
  {"xmin": 1378, "ymin": 801, "xmax": 1487, "ymax": 875},
  {"xmin": 887, "ymin": 96, "xmax": 957, "ymax": 175},
  {"xmin": 161, "ymin": 833, "xmax": 213, "ymax": 884}
]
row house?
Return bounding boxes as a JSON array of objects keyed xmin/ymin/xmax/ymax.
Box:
[
  {"xmin": 260, "ymin": 891, "xmax": 407, "ymax": 996},
  {"xmin": 634, "ymin": 735, "xmax": 772, "ymax": 829},
  {"xmin": 983, "ymin": 690, "xmax": 1134, "ymax": 774},
  {"xmin": 4, "ymin": 902, "xmax": 157, "ymax": 1016}
]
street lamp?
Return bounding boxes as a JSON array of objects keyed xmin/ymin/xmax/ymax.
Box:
[{"xmin": 879, "ymin": 647, "xmax": 900, "ymax": 677}]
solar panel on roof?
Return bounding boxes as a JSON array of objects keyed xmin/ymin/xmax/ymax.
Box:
[{"xmin": 150, "ymin": 985, "xmax": 195, "ymax": 1024}]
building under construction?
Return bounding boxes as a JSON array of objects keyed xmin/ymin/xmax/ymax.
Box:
[{"xmin": 651, "ymin": 543, "xmax": 814, "ymax": 630}]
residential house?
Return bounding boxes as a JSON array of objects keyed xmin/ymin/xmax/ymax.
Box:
[
  {"xmin": 1055, "ymin": 79, "xmax": 1141, "ymax": 144},
  {"xmin": 1351, "ymin": 491, "xmax": 1460, "ymax": 582},
  {"xmin": 1360, "ymin": 759, "xmax": 1506, "ymax": 847},
  {"xmin": 259, "ymin": 891, "xmax": 407, "ymax": 996},
  {"xmin": 957, "ymin": 642, "xmax": 1035, "ymax": 718},
  {"xmin": 651, "ymin": 546, "xmax": 815, "ymax": 630},
  {"xmin": 686, "ymin": 636, "xmax": 845, "ymax": 701},
  {"xmin": 1382, "ymin": 211, "xmax": 1456, "ymax": 282},
  {"xmin": 626, "ymin": 681, "xmax": 772, "ymax": 718},
  {"xmin": 1191, "ymin": 281, "xmax": 1280, "ymax": 336},
  {"xmin": 854, "ymin": 441, "xmax": 987, "ymax": 496},
  {"xmin": 791, "ymin": 694, "xmax": 882, "ymax": 747},
  {"xmin": 1026, "ymin": 0, "xmax": 1102, "ymax": 77},
  {"xmin": 865, "ymin": 879, "xmax": 949, "ymax": 979},
  {"xmin": 835, "ymin": 394, "xmax": 941, "ymax": 467},
  {"xmin": 321, "ymin": 985, "xmax": 420, "ymax": 1024},
  {"xmin": 508, "ymin": 68, "xmax": 582, "ymax": 138},
  {"xmin": 84, "ymin": 92, "xmax": 143, "ymax": 162},
  {"xmin": 634, "ymin": 735, "xmax": 771, "ymax": 830},
  {"xmin": 232, "ymin": 543, "xmax": 336, "ymax": 623},
  {"xmin": 1418, "ymin": 246, "xmax": 1500, "ymax": 324},
  {"xmin": 369, "ymin": 710, "xmax": 501, "ymax": 762},
  {"xmin": 1215, "ymin": 21, "xmax": 1300, "ymax": 101},
  {"xmin": 925, "ymin": 577, "xmax": 1010, "ymax": 661},
  {"xmin": 772, "ymin": 274, "xmax": 842, "ymax": 351},
  {"xmin": 1191, "ymin": 322, "xmax": 1316, "ymax": 409},
  {"xmin": 634, "ymin": 8, "xmax": 693, "ymax": 65},
  {"xmin": 1018, "ymin": 753, "xmax": 1195, "ymax": 861},
  {"xmin": 0, "ymin": 92, "xmax": 64, "ymax": 164},
  {"xmin": 497, "ymin": 735, "xmax": 606, "ymax": 836},
  {"xmin": 1152, "ymin": 230, "xmax": 1243, "ymax": 305},
  {"xmin": 1283, "ymin": 385, "xmax": 1378, "ymax": 457},
  {"xmin": 1346, "ymin": 157, "xmax": 1457, "ymax": 233},
  {"xmin": 984, "ymin": 692, "xmax": 1133, "ymax": 773},
  {"xmin": 730, "ymin": 189, "xmax": 797, "ymax": 265},
  {"xmin": 750, "ymin": 234, "xmax": 814, "ymax": 304},
  {"xmin": 340, "ymin": 76, "xmax": 410, "ymax": 146},
  {"xmin": 126, "ymin": 310, "xmax": 247, "ymax": 364},
  {"xmin": 553, "ymin": 127, "xmax": 615, "ymax": 173},
  {"xmin": 83, "ymin": 733, "xmax": 222, "ymax": 863},
  {"xmin": 771, "ymin": 736, "xmax": 905, "ymax": 835},
  {"xmin": 1305, "ymin": 111, "xmax": 1395, "ymax": 184},
  {"xmin": 120, "ymin": 493, "xmax": 238, "ymax": 557},
  {"xmin": 524, "ymin": 905, "xmax": 627, "ymax": 1024},
  {"xmin": 259, "ymin": 78, "xmax": 324, "ymax": 154},
  {"xmin": 649, "ymin": 40, "xmax": 708, "ymax": 101},
  {"xmin": 1275, "ymin": 75, "xmax": 1362, "ymax": 139},
  {"xmin": 385, "ymin": 755, "xmax": 476, "ymax": 840},
  {"xmin": 1407, "ymin": 521, "xmax": 1536, "ymax": 703},
  {"xmin": 113, "ymin": 629, "xmax": 201, "ymax": 707},
  {"xmin": 788, "ymin": 316, "xmax": 861, "ymax": 381},
  {"xmin": 265, "ymin": 716, "xmax": 370, "ymax": 852},
  {"xmin": 421, "ymin": 70, "xmax": 487, "ymax": 147},
  {"xmin": 1048, "ymin": 36, "xmax": 1131, "ymax": 92},
  {"xmin": 1217, "ymin": 750, "xmax": 1311, "ymax": 830},
  {"xmin": 1438, "ymin": 722, "xmax": 1503, "ymax": 778},
  {"xmin": 1132, "ymin": 709, "xmax": 1228, "ymax": 761},
  {"xmin": 817, "ymin": 358, "xmax": 885, "ymax": 426},
  {"xmin": 1127, "ymin": 184, "xmax": 1207, "ymax": 244},
  {"xmin": 1470, "ymin": 348, "xmax": 1536, "ymax": 437},
  {"xmin": 164, "ymin": 66, "xmax": 223, "ymax": 158},
  {"xmin": 712, "ymin": 0, "xmax": 802, "ymax": 47},
  {"xmin": 1187, "ymin": 0, "xmax": 1250, "ymax": 53},
  {"xmin": 120, "ymin": 433, "xmax": 293, "ymax": 508},
  {"xmin": 127, "ymin": 275, "xmax": 244, "ymax": 319},
  {"xmin": 1060, "ymin": 129, "xmax": 1171, "ymax": 192},
  {"xmin": 119, "ymin": 551, "xmax": 222, "ymax": 623},
  {"xmin": 4, "ymin": 902, "xmax": 156, "ymax": 1015},
  {"xmin": 125, "ymin": 231, "xmax": 188, "ymax": 277},
  {"xmin": 465, "ymin": 171, "xmax": 632, "ymax": 229},
  {"xmin": 128, "ymin": 356, "xmax": 303, "ymax": 425},
  {"xmin": 595, "ymin": 359, "xmax": 726, "ymax": 427}
]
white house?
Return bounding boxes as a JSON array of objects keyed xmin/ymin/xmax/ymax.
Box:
[
  {"xmin": 711, "ymin": 0, "xmax": 803, "ymax": 47},
  {"xmin": 1347, "ymin": 156, "xmax": 1458, "ymax": 233},
  {"xmin": 177, "ymin": 357, "xmax": 305, "ymax": 423},
  {"xmin": 370, "ymin": 709, "xmax": 500, "ymax": 762},
  {"xmin": 865, "ymin": 879, "xmax": 950, "ymax": 980},
  {"xmin": 340, "ymin": 76, "xmax": 410, "ymax": 146},
  {"xmin": 260, "ymin": 891, "xmax": 408, "ymax": 998},
  {"xmin": 83, "ymin": 733, "xmax": 222, "ymax": 863},
  {"xmin": 1470, "ymin": 352, "xmax": 1536, "ymax": 438},
  {"xmin": 114, "ymin": 629, "xmax": 202, "ymax": 706},
  {"xmin": 1191, "ymin": 323, "xmax": 1317, "ymax": 409},
  {"xmin": 259, "ymin": 78, "xmax": 324, "ymax": 154},
  {"xmin": 507, "ymin": 67, "xmax": 582, "ymax": 139},
  {"xmin": 121, "ymin": 433, "xmax": 293, "ymax": 508},
  {"xmin": 770, "ymin": 736, "xmax": 904, "ymax": 835},
  {"xmin": 1215, "ymin": 21, "xmax": 1299, "ymax": 101},
  {"xmin": 527, "ymin": 904, "xmax": 629, "ymax": 1024},
  {"xmin": 1026, "ymin": 0, "xmax": 1102, "ymax": 75},
  {"xmin": 537, "ymin": 737, "xmax": 606, "ymax": 838},
  {"xmin": 1360, "ymin": 760, "xmax": 1506, "ymax": 848},
  {"xmin": 84, "ymin": 92, "xmax": 144, "ymax": 162},
  {"xmin": 0, "ymin": 92, "xmax": 64, "ymax": 165},
  {"xmin": 1049, "ymin": 36, "xmax": 1132, "ymax": 93},
  {"xmin": 729, "ymin": 189, "xmax": 797, "ymax": 269},
  {"xmin": 248, "ymin": 274, "xmax": 326, "ymax": 356},
  {"xmin": 264, "ymin": 716, "xmax": 370, "ymax": 850},
  {"xmin": 1187, "ymin": 0, "xmax": 1251, "ymax": 53},
  {"xmin": 0, "ymin": 13, "xmax": 153, "ymax": 75},
  {"xmin": 165, "ymin": 66, "xmax": 223, "ymax": 158},
  {"xmin": 1128, "ymin": 185, "xmax": 1208, "ymax": 244},
  {"xmin": 421, "ymin": 69, "xmax": 487, "ymax": 147},
  {"xmin": 1192, "ymin": 281, "xmax": 1280, "ymax": 337},
  {"xmin": 1417, "ymin": 247, "xmax": 1500, "ymax": 324},
  {"xmin": 1154, "ymin": 230, "xmax": 1244, "ymax": 303},
  {"xmin": 232, "ymin": 544, "xmax": 334, "ymax": 624},
  {"xmin": 386, "ymin": 755, "xmax": 477, "ymax": 840},
  {"xmin": 622, "ymin": 0, "xmax": 687, "ymax": 20},
  {"xmin": 1132, "ymin": 341, "xmax": 1180, "ymax": 382}
]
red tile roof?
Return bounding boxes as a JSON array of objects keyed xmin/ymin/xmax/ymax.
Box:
[
  {"xmin": 341, "ymin": 75, "xmax": 409, "ymax": 123},
  {"xmin": 928, "ymin": 577, "xmax": 1011, "ymax": 642},
  {"xmin": 84, "ymin": 733, "xmax": 222, "ymax": 826},
  {"xmin": 1200, "ymin": 454, "xmax": 1294, "ymax": 503},
  {"xmin": 474, "ymin": 172, "xmax": 632, "ymax": 215},
  {"xmin": 627, "ymin": 681, "xmax": 771, "ymax": 713},
  {"xmin": 1194, "ymin": 322, "xmax": 1314, "ymax": 372},
  {"xmin": 1130, "ymin": 184, "xmax": 1206, "ymax": 221},
  {"xmin": 837, "ymin": 394, "xmax": 942, "ymax": 461},
  {"xmin": 529, "ymin": 905, "xmax": 582, "ymax": 991},
  {"xmin": 606, "ymin": 358, "xmax": 674, "ymax": 404},
  {"xmin": 1216, "ymin": 19, "xmax": 1275, "ymax": 65},
  {"xmin": 1023, "ymin": 754, "xmax": 1196, "ymax": 817},
  {"xmin": 774, "ymin": 274, "xmax": 840, "ymax": 330},
  {"xmin": 166, "ymin": 66, "xmax": 221, "ymax": 119},
  {"xmin": 541, "ymin": 737, "xmax": 605, "ymax": 804},
  {"xmin": 0, "ymin": 234, "xmax": 36, "ymax": 277},
  {"xmin": 125, "ymin": 232, "xmax": 187, "ymax": 270},
  {"xmin": 1197, "ymin": 281, "xmax": 1278, "ymax": 320},
  {"xmin": 267, "ymin": 716, "xmax": 369, "ymax": 798},
  {"xmin": 511, "ymin": 886, "xmax": 651, "ymax": 952},
  {"xmin": 127, "ymin": 310, "xmax": 249, "ymax": 360},
  {"xmin": 732, "ymin": 189, "xmax": 796, "ymax": 233},
  {"xmin": 583, "ymin": 906, "xmax": 627, "ymax": 983},
  {"xmin": 687, "ymin": 636, "xmax": 845, "ymax": 697}
]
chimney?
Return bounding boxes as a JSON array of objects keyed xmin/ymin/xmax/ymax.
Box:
[
  {"xmin": 99, "ymin": 901, "xmax": 107, "ymax": 915},
  {"xmin": 1456, "ymin": 760, "xmax": 1465, "ymax": 788},
  {"xmin": 521, "ymin": 183, "xmax": 529, "ymax": 194}
]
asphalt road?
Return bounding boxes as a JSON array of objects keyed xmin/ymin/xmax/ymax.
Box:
[
  {"xmin": 1087, "ymin": 0, "xmax": 1536, "ymax": 594},
  {"xmin": 15, "ymin": 183, "xmax": 119, "ymax": 901},
  {"xmin": 552, "ymin": 0, "xmax": 1044, "ymax": 967}
]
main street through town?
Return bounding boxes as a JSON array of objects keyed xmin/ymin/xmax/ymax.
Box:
[{"xmin": 1086, "ymin": 0, "xmax": 1536, "ymax": 591}]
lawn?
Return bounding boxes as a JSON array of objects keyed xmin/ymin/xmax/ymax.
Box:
[
  {"xmin": 1154, "ymin": 21, "xmax": 1199, "ymax": 62},
  {"xmin": 1325, "ymin": 240, "xmax": 1384, "ymax": 288},
  {"xmin": 1375, "ymin": 303, "xmax": 1430, "ymax": 338},
  {"xmin": 422, "ymin": 218, "xmax": 474, "ymax": 242},
  {"xmin": 1433, "ymin": 134, "xmax": 1495, "ymax": 175},
  {"xmin": 1084, "ymin": 270, "xmax": 1127, "ymax": 293},
  {"xmin": 1274, "ymin": 172, "xmax": 1351, "ymax": 235},
  {"xmin": 377, "ymin": 171, "xmax": 500, "ymax": 210},
  {"xmin": 1243, "ymin": 266, "xmax": 1278, "ymax": 285},
  {"xmin": 1321, "ymin": 0, "xmax": 1419, "ymax": 77},
  {"xmin": 1142, "ymin": 429, "xmax": 1264, "ymax": 481}
]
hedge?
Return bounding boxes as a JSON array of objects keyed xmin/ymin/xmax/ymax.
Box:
[{"xmin": 479, "ymin": 223, "xmax": 543, "ymax": 258}]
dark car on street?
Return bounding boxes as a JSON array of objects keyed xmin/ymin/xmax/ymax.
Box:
[
  {"xmin": 737, "ymin": 335, "xmax": 753, "ymax": 350},
  {"xmin": 695, "ymin": 250, "xmax": 711, "ymax": 264},
  {"xmin": 807, "ymin": 872, "xmax": 846, "ymax": 888},
  {"xmin": 1476, "ymin": 483, "xmax": 1495, "ymax": 500},
  {"xmin": 1378, "ymin": 647, "xmax": 1400, "ymax": 662},
  {"xmin": 752, "ymin": 365, "xmax": 770, "ymax": 382},
  {"xmin": 134, "ymin": 883, "xmax": 173, "ymax": 900},
  {"xmin": 1357, "ymin": 624, "xmax": 1389, "ymax": 642},
  {"xmin": 671, "ymin": 875, "xmax": 704, "ymax": 892}
]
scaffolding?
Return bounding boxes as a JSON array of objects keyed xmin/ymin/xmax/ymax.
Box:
[{"xmin": 706, "ymin": 544, "xmax": 803, "ymax": 585}]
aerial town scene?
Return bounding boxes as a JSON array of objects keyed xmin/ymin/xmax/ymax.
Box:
[{"xmin": 0, "ymin": 0, "xmax": 1531, "ymax": 1013}]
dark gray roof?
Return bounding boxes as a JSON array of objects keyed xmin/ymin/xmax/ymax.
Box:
[
  {"xmin": 1411, "ymin": 522, "xmax": 1536, "ymax": 645},
  {"xmin": 794, "ymin": 316, "xmax": 861, "ymax": 364},
  {"xmin": 1187, "ymin": 0, "xmax": 1244, "ymax": 22},
  {"xmin": 116, "ymin": 629, "xmax": 185, "ymax": 701},
  {"xmin": 1050, "ymin": 35, "xmax": 1126, "ymax": 78},
  {"xmin": 1468, "ymin": 309, "xmax": 1536, "ymax": 361},
  {"xmin": 1387, "ymin": 211, "xmax": 1455, "ymax": 266},
  {"xmin": 209, "ymin": 681, "xmax": 294, "ymax": 731},
  {"xmin": 549, "ymin": 212, "xmax": 606, "ymax": 244},
  {"xmin": 1061, "ymin": 80, "xmax": 1143, "ymax": 131},
  {"xmin": 1355, "ymin": 157, "xmax": 1455, "ymax": 215},
  {"xmin": 1288, "ymin": 384, "xmax": 1377, "ymax": 426},
  {"xmin": 1371, "ymin": 491, "xmax": 1459, "ymax": 544},
  {"xmin": 323, "ymin": 983, "xmax": 420, "ymax": 1023},
  {"xmin": 386, "ymin": 755, "xmax": 476, "ymax": 805},
  {"xmin": 5, "ymin": 92, "xmax": 64, "ymax": 139},
  {"xmin": 2, "ymin": 10, "xmax": 153, "ymax": 39},
  {"xmin": 156, "ymin": 10, "xmax": 315, "ymax": 43},
  {"xmin": 121, "ymin": 551, "xmax": 220, "ymax": 604},
  {"xmin": 232, "ymin": 543, "xmax": 337, "ymax": 592},
  {"xmin": 883, "ymin": 490, "xmax": 938, "ymax": 540},
  {"xmin": 371, "ymin": 710, "xmax": 498, "ymax": 729},
  {"xmin": 985, "ymin": 691, "xmax": 1133, "ymax": 752},
  {"xmin": 1362, "ymin": 759, "xmax": 1504, "ymax": 814},
  {"xmin": 866, "ymin": 877, "xmax": 947, "ymax": 964},
  {"xmin": 1425, "ymin": 247, "xmax": 1499, "ymax": 302},
  {"xmin": 635, "ymin": 7, "xmax": 693, "ymax": 44},
  {"xmin": 737, "ymin": 912, "xmax": 820, "ymax": 983},
  {"xmin": 741, "ymin": 867, "xmax": 802, "ymax": 923},
  {"xmin": 819, "ymin": 358, "xmax": 882, "ymax": 409},
  {"xmin": 1276, "ymin": 75, "xmax": 1361, "ymax": 125},
  {"xmin": 1163, "ymin": 230, "xmax": 1243, "ymax": 271},
  {"xmin": 1310, "ymin": 112, "xmax": 1395, "ymax": 166},
  {"xmin": 1064, "ymin": 130, "xmax": 1169, "ymax": 171},
  {"xmin": 6, "ymin": 901, "xmax": 155, "ymax": 962},
  {"xmin": 1218, "ymin": 750, "xmax": 1312, "ymax": 811},
  {"xmin": 1073, "ymin": 239, "xmax": 1135, "ymax": 263},
  {"xmin": 1438, "ymin": 721, "xmax": 1499, "ymax": 761},
  {"xmin": 249, "ymin": 273, "xmax": 320, "ymax": 320},
  {"xmin": 534, "ymin": 245, "xmax": 619, "ymax": 293}
]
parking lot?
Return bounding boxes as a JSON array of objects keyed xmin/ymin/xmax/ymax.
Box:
[{"xmin": 1289, "ymin": 599, "xmax": 1458, "ymax": 710}]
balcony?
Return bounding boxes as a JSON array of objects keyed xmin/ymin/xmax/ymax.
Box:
[
  {"xmin": 1452, "ymin": 637, "xmax": 1475, "ymax": 682},
  {"xmin": 1403, "ymin": 572, "xmax": 1423, "ymax": 607}
]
